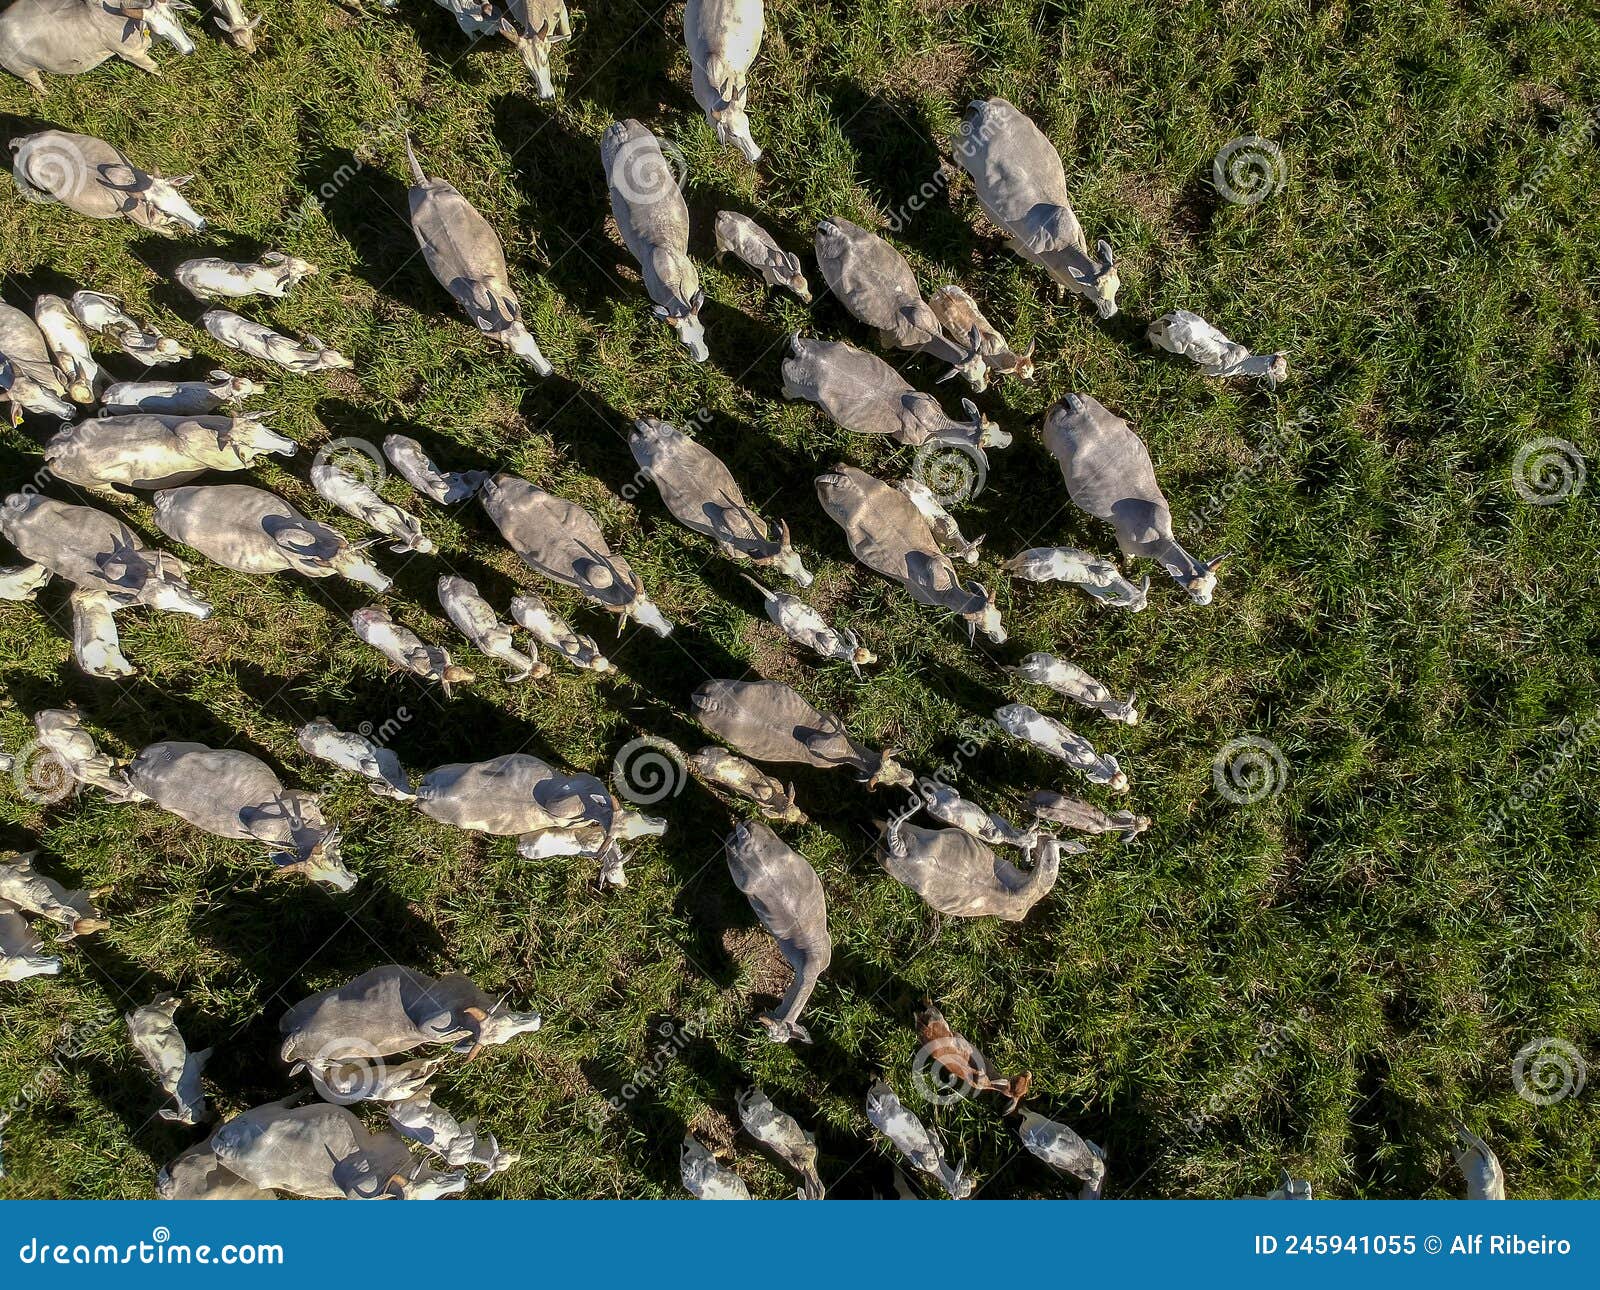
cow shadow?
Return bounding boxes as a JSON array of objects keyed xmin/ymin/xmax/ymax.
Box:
[{"xmin": 304, "ymin": 142, "xmax": 440, "ymax": 313}]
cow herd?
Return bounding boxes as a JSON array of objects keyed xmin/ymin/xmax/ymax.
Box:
[{"xmin": 0, "ymin": 0, "xmax": 1511, "ymax": 1201}]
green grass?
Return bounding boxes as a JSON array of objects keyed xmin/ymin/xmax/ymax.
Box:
[{"xmin": 1, "ymin": 0, "xmax": 1598, "ymax": 1199}]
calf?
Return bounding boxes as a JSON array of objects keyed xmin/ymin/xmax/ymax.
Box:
[
  {"xmin": 1004, "ymin": 544, "xmax": 1148, "ymax": 610},
  {"xmin": 783, "ymin": 337, "xmax": 1007, "ymax": 458},
  {"xmin": 211, "ymin": 0, "xmax": 262, "ymax": 50},
  {"xmin": 815, "ymin": 464, "xmax": 1005, "ymax": 642},
  {"xmin": 175, "ymin": 253, "xmax": 317, "ymax": 301},
  {"xmin": 100, "ymin": 371, "xmax": 257, "ymax": 416},
  {"xmin": 280, "ymin": 965, "xmax": 542, "ymax": 1071},
  {"xmin": 46, "ymin": 412, "xmax": 294, "ymax": 493},
  {"xmin": 153, "ymin": 483, "xmax": 391, "ymax": 590},
  {"xmin": 127, "ymin": 740, "xmax": 354, "ymax": 890},
  {"xmin": 714, "ymin": 211, "xmax": 810, "ymax": 301},
  {"xmin": 32, "ymin": 707, "xmax": 144, "ymax": 801},
  {"xmin": 70, "ymin": 588, "xmax": 133, "ymax": 677},
  {"xmin": 743, "ymin": 576, "xmax": 874, "ymax": 676},
  {"xmin": 681, "ymin": 1135, "xmax": 751, "ymax": 1199},
  {"xmin": 297, "ymin": 718, "xmax": 415, "ymax": 801},
  {"xmin": 479, "ymin": 472, "xmax": 671, "ymax": 636},
  {"xmin": 201, "ymin": 309, "xmax": 351, "ymax": 373},
  {"xmin": 880, "ymin": 810, "xmax": 1061, "ymax": 921},
  {"xmin": 351, "ymin": 607, "xmax": 474, "ymax": 696},
  {"xmin": 0, "ymin": 850, "xmax": 109, "ymax": 939},
  {"xmin": 509, "ymin": 592, "xmax": 612, "ymax": 672},
  {"xmin": 498, "ymin": 0, "xmax": 572, "ymax": 99},
  {"xmin": 1026, "ymin": 789, "xmax": 1149, "ymax": 843},
  {"xmin": 0, "ymin": 492, "xmax": 211, "ymax": 615},
  {"xmin": 915, "ymin": 779, "xmax": 1037, "ymax": 848},
  {"xmin": 0, "ymin": 303, "xmax": 74, "ymax": 419},
  {"xmin": 388, "ymin": 1092, "xmax": 516, "ymax": 1178},
  {"xmin": 737, "ymin": 1087, "xmax": 823, "ymax": 1199},
  {"xmin": 438, "ymin": 575, "xmax": 543, "ymax": 681},
  {"xmin": 1452, "ymin": 1125, "xmax": 1506, "ymax": 1201},
  {"xmin": 383, "ymin": 434, "xmax": 486, "ymax": 505},
  {"xmin": 927, "ymin": 285, "xmax": 1034, "ymax": 382},
  {"xmin": 865, "ymin": 1080, "xmax": 971, "ymax": 1199},
  {"xmin": 602, "ymin": 120, "xmax": 707, "ymax": 360},
  {"xmin": 995, "ymin": 703, "xmax": 1127, "ymax": 791},
  {"xmin": 685, "ymin": 0, "xmax": 764, "ymax": 162},
  {"xmin": 311, "ymin": 454, "xmax": 433, "ymax": 554},
  {"xmin": 70, "ymin": 291, "xmax": 191, "ymax": 367},
  {"xmin": 894, "ymin": 478, "xmax": 981, "ymax": 563},
  {"xmin": 0, "ymin": 902, "xmax": 61, "ymax": 980},
  {"xmin": 692, "ymin": 678, "xmax": 912, "ymax": 788},
  {"xmin": 630, "ymin": 416, "xmax": 810, "ymax": 584},
  {"xmin": 209, "ymin": 1098, "xmax": 466, "ymax": 1200},
  {"xmin": 1009, "ymin": 652, "xmax": 1138, "ymax": 725},
  {"xmin": 1018, "ymin": 1110, "xmax": 1106, "ymax": 1199},
  {"xmin": 126, "ymin": 994, "xmax": 209, "ymax": 1125},
  {"xmin": 1043, "ymin": 393, "xmax": 1226, "ymax": 604},
  {"xmin": 690, "ymin": 745, "xmax": 803, "ymax": 823},
  {"xmin": 405, "ymin": 139, "xmax": 552, "ymax": 374},
  {"xmin": 33, "ymin": 294, "xmax": 100, "ymax": 404},
  {"xmin": 952, "ymin": 98, "xmax": 1119, "ymax": 317},
  {"xmin": 11, "ymin": 130, "xmax": 203, "ymax": 234},
  {"xmin": 725, "ymin": 821, "xmax": 831, "ymax": 1044},
  {"xmin": 0, "ymin": 0, "xmax": 195, "ymax": 93},
  {"xmin": 916, "ymin": 1002, "xmax": 1031, "ymax": 1112},
  {"xmin": 1148, "ymin": 310, "xmax": 1287, "ymax": 388},
  {"xmin": 814, "ymin": 217, "xmax": 985, "ymax": 386}
]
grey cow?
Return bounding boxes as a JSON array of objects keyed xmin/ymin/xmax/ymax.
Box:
[
  {"xmin": 815, "ymin": 463, "xmax": 1005, "ymax": 643},
  {"xmin": 688, "ymin": 746, "xmax": 803, "ymax": 824},
  {"xmin": 738, "ymin": 1087, "xmax": 823, "ymax": 1199},
  {"xmin": 351, "ymin": 607, "xmax": 474, "ymax": 696},
  {"xmin": 0, "ymin": 0, "xmax": 195, "ymax": 93},
  {"xmin": 692, "ymin": 678, "xmax": 913, "ymax": 788},
  {"xmin": 952, "ymin": 98, "xmax": 1120, "ymax": 318},
  {"xmin": 725, "ymin": 821, "xmax": 832, "ymax": 1044},
  {"xmin": 127, "ymin": 740, "xmax": 355, "ymax": 890},
  {"xmin": 126, "ymin": 994, "xmax": 210, "ymax": 1125},
  {"xmin": 879, "ymin": 807, "xmax": 1061, "ymax": 921},
  {"xmin": 1004, "ymin": 544, "xmax": 1148, "ymax": 611},
  {"xmin": 499, "ymin": 0, "xmax": 573, "ymax": 99},
  {"xmin": 630, "ymin": 416, "xmax": 811, "ymax": 584},
  {"xmin": 297, "ymin": 717, "xmax": 415, "ymax": 801},
  {"xmin": 783, "ymin": 337, "xmax": 1007, "ymax": 459},
  {"xmin": 714, "ymin": 211, "xmax": 810, "ymax": 301},
  {"xmin": 0, "ymin": 303, "xmax": 74, "ymax": 420},
  {"xmin": 995, "ymin": 702, "xmax": 1127, "ymax": 791},
  {"xmin": 11, "ymin": 130, "xmax": 203, "ymax": 234},
  {"xmin": 383, "ymin": 434, "xmax": 486, "ymax": 505},
  {"xmin": 175, "ymin": 253, "xmax": 318, "ymax": 301},
  {"xmin": 201, "ymin": 309, "xmax": 350, "ymax": 373},
  {"xmin": 211, "ymin": 0, "xmax": 262, "ymax": 50},
  {"xmin": 602, "ymin": 120, "xmax": 707, "ymax": 361},
  {"xmin": 685, "ymin": 0, "xmax": 764, "ymax": 163},
  {"xmin": 153, "ymin": 483, "xmax": 391, "ymax": 591},
  {"xmin": 1027, "ymin": 789, "xmax": 1149, "ymax": 843},
  {"xmin": 1148, "ymin": 310, "xmax": 1287, "ymax": 388},
  {"xmin": 1018, "ymin": 1110, "xmax": 1107, "ymax": 1199},
  {"xmin": 99, "ymin": 371, "xmax": 258, "ymax": 416},
  {"xmin": 157, "ymin": 1136, "xmax": 276, "ymax": 1200},
  {"xmin": 405, "ymin": 139, "xmax": 552, "ymax": 375},
  {"xmin": 1042, "ymin": 393, "xmax": 1226, "ymax": 604},
  {"xmin": 743, "ymin": 576, "xmax": 874, "ymax": 675},
  {"xmin": 280, "ymin": 965, "xmax": 542, "ymax": 1075},
  {"xmin": 45, "ymin": 412, "xmax": 295, "ymax": 494},
  {"xmin": 813, "ymin": 217, "xmax": 986, "ymax": 387},
  {"xmin": 1009, "ymin": 652, "xmax": 1139, "ymax": 725},
  {"xmin": 479, "ymin": 472, "xmax": 671, "ymax": 636}
]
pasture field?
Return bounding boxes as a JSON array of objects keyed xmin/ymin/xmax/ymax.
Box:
[{"xmin": 1, "ymin": 0, "xmax": 1598, "ymax": 1199}]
